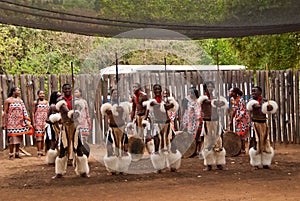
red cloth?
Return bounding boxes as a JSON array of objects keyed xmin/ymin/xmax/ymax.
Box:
[
  {"xmin": 257, "ymin": 95, "xmax": 263, "ymax": 105},
  {"xmin": 205, "ymin": 92, "xmax": 212, "ymax": 100},
  {"xmin": 155, "ymin": 95, "xmax": 162, "ymax": 103},
  {"xmin": 63, "ymin": 96, "xmax": 73, "ymax": 110},
  {"xmin": 134, "ymin": 90, "xmax": 141, "ymax": 105}
]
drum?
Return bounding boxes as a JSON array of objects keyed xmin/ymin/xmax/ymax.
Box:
[
  {"xmin": 223, "ymin": 130, "xmax": 241, "ymax": 157},
  {"xmin": 172, "ymin": 131, "xmax": 196, "ymax": 158},
  {"xmin": 128, "ymin": 136, "xmax": 145, "ymax": 161}
]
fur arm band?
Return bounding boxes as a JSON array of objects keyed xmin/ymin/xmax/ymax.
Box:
[
  {"xmin": 56, "ymin": 100, "xmax": 67, "ymax": 111},
  {"xmin": 211, "ymin": 96, "xmax": 228, "ymax": 109},
  {"xmin": 74, "ymin": 99, "xmax": 85, "ymax": 111},
  {"xmin": 262, "ymin": 101, "xmax": 278, "ymax": 114},
  {"xmin": 111, "ymin": 104, "xmax": 119, "ymax": 116},
  {"xmin": 119, "ymin": 101, "xmax": 131, "ymax": 116},
  {"xmin": 198, "ymin": 95, "xmax": 208, "ymax": 104},
  {"xmin": 101, "ymin": 103, "xmax": 112, "ymax": 117},
  {"xmin": 143, "ymin": 99, "xmax": 157, "ymax": 112},
  {"xmin": 142, "ymin": 119, "xmax": 150, "ymax": 128},
  {"xmin": 161, "ymin": 97, "xmax": 179, "ymax": 113},
  {"xmin": 49, "ymin": 113, "xmax": 61, "ymax": 123},
  {"xmin": 246, "ymin": 100, "xmax": 259, "ymax": 111},
  {"xmin": 67, "ymin": 110, "xmax": 81, "ymax": 119}
]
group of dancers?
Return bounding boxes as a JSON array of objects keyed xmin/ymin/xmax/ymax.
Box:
[
  {"xmin": 101, "ymin": 81, "xmax": 278, "ymax": 175},
  {"xmin": 2, "ymin": 80, "xmax": 278, "ymax": 179}
]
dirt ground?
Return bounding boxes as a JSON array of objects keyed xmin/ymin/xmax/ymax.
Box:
[{"xmin": 0, "ymin": 143, "xmax": 300, "ymax": 201}]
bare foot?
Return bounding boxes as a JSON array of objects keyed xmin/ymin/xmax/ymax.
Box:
[
  {"xmin": 217, "ymin": 165, "xmax": 223, "ymax": 170},
  {"xmin": 107, "ymin": 172, "xmax": 116, "ymax": 176},
  {"xmin": 170, "ymin": 168, "xmax": 177, "ymax": 172},
  {"xmin": 81, "ymin": 173, "xmax": 90, "ymax": 178},
  {"xmin": 52, "ymin": 174, "xmax": 63, "ymax": 179},
  {"xmin": 203, "ymin": 165, "xmax": 212, "ymax": 171},
  {"xmin": 263, "ymin": 165, "xmax": 272, "ymax": 170}
]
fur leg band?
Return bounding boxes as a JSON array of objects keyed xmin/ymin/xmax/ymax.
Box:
[
  {"xmin": 55, "ymin": 156, "xmax": 67, "ymax": 175},
  {"xmin": 249, "ymin": 147, "xmax": 262, "ymax": 166},
  {"xmin": 46, "ymin": 149, "xmax": 58, "ymax": 165},
  {"xmin": 166, "ymin": 150, "xmax": 182, "ymax": 170},
  {"xmin": 215, "ymin": 148, "xmax": 226, "ymax": 165},
  {"xmin": 150, "ymin": 153, "xmax": 166, "ymax": 171},
  {"xmin": 262, "ymin": 147, "xmax": 274, "ymax": 166},
  {"xmin": 202, "ymin": 148, "xmax": 216, "ymax": 166},
  {"xmin": 75, "ymin": 155, "xmax": 90, "ymax": 175},
  {"xmin": 103, "ymin": 154, "xmax": 118, "ymax": 173},
  {"xmin": 118, "ymin": 153, "xmax": 132, "ymax": 173}
]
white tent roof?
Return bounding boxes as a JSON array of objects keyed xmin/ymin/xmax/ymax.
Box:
[{"xmin": 100, "ymin": 65, "xmax": 246, "ymax": 75}]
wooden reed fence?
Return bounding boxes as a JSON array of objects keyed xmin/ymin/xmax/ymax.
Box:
[{"xmin": 0, "ymin": 70, "xmax": 299, "ymax": 150}]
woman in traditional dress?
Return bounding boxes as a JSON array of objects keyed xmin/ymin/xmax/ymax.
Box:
[
  {"xmin": 2, "ymin": 86, "xmax": 34, "ymax": 159},
  {"xmin": 32, "ymin": 90, "xmax": 49, "ymax": 157},
  {"xmin": 181, "ymin": 87, "xmax": 202, "ymax": 157},
  {"xmin": 228, "ymin": 87, "xmax": 251, "ymax": 156}
]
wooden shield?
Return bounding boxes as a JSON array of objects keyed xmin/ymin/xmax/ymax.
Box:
[
  {"xmin": 173, "ymin": 131, "xmax": 196, "ymax": 158},
  {"xmin": 128, "ymin": 136, "xmax": 145, "ymax": 161},
  {"xmin": 223, "ymin": 130, "xmax": 241, "ymax": 157}
]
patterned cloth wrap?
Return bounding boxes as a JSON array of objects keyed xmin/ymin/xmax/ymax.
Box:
[{"xmin": 6, "ymin": 100, "xmax": 34, "ymax": 136}]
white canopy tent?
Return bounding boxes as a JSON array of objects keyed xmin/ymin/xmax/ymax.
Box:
[{"xmin": 100, "ymin": 65, "xmax": 246, "ymax": 75}]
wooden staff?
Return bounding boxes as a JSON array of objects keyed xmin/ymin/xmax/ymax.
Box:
[
  {"xmin": 115, "ymin": 52, "xmax": 119, "ymax": 105},
  {"xmin": 71, "ymin": 62, "xmax": 75, "ymax": 108},
  {"xmin": 164, "ymin": 57, "xmax": 169, "ymax": 105},
  {"xmin": 216, "ymin": 52, "xmax": 220, "ymax": 100},
  {"xmin": 164, "ymin": 57, "xmax": 167, "ymax": 88},
  {"xmin": 266, "ymin": 63, "xmax": 270, "ymax": 104}
]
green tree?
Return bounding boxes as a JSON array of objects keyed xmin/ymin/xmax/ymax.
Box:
[{"xmin": 228, "ymin": 33, "xmax": 300, "ymax": 70}]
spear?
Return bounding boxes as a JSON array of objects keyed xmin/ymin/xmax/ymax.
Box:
[
  {"xmin": 71, "ymin": 62, "xmax": 75, "ymax": 110},
  {"xmin": 216, "ymin": 52, "xmax": 220, "ymax": 100},
  {"xmin": 115, "ymin": 52, "xmax": 119, "ymax": 105},
  {"xmin": 265, "ymin": 63, "xmax": 270, "ymax": 104},
  {"xmin": 164, "ymin": 57, "xmax": 169, "ymax": 103},
  {"xmin": 164, "ymin": 57, "xmax": 167, "ymax": 88}
]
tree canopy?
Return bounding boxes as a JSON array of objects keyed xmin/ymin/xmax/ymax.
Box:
[{"xmin": 0, "ymin": 0, "xmax": 299, "ymax": 74}]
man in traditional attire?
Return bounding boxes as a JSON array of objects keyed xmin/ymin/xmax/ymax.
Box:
[
  {"xmin": 145, "ymin": 84, "xmax": 181, "ymax": 173},
  {"xmin": 45, "ymin": 91, "xmax": 62, "ymax": 165},
  {"xmin": 198, "ymin": 81, "xmax": 228, "ymax": 171},
  {"xmin": 130, "ymin": 83, "xmax": 149, "ymax": 139},
  {"xmin": 52, "ymin": 84, "xmax": 89, "ymax": 179},
  {"xmin": 101, "ymin": 100, "xmax": 131, "ymax": 175},
  {"xmin": 247, "ymin": 86, "xmax": 277, "ymax": 169},
  {"xmin": 129, "ymin": 83, "xmax": 153, "ymax": 157}
]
